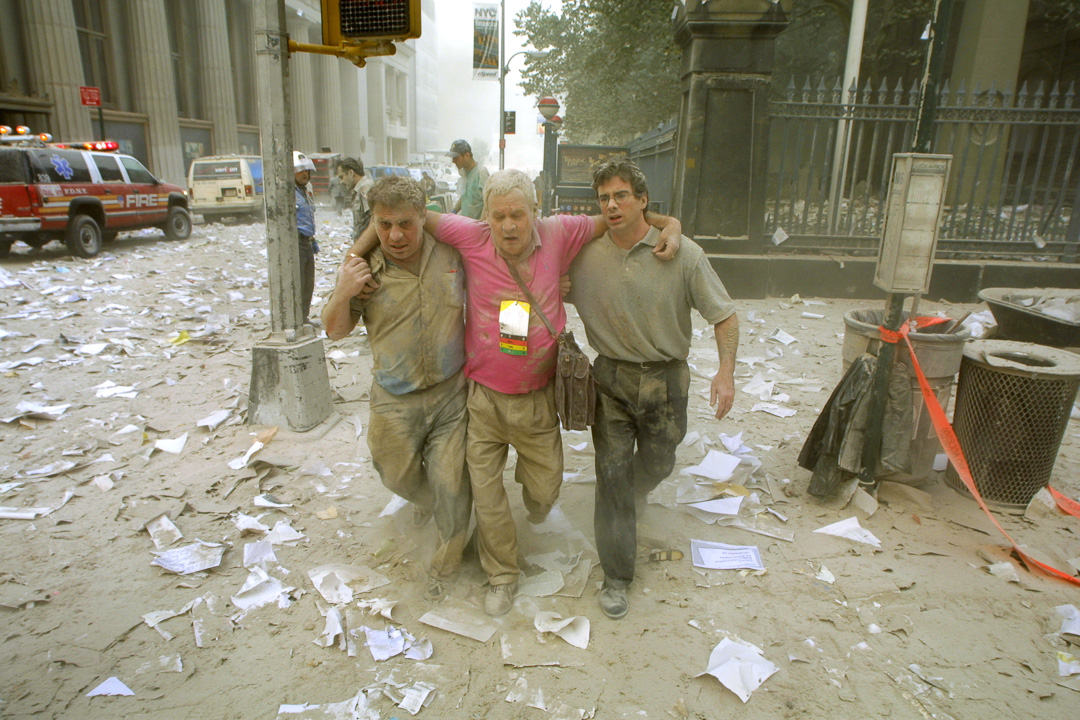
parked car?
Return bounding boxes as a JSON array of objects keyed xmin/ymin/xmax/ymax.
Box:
[
  {"xmin": 0, "ymin": 126, "xmax": 190, "ymax": 258},
  {"xmin": 367, "ymin": 165, "xmax": 411, "ymax": 181},
  {"xmin": 187, "ymin": 155, "xmax": 264, "ymax": 223}
]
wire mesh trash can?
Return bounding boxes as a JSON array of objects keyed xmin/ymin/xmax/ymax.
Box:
[
  {"xmin": 843, "ymin": 309, "xmax": 968, "ymax": 484},
  {"xmin": 945, "ymin": 340, "xmax": 1080, "ymax": 513}
]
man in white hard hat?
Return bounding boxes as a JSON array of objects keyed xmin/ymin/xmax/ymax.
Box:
[{"xmin": 293, "ymin": 151, "xmax": 318, "ymax": 322}]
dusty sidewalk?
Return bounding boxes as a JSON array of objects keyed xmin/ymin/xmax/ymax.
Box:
[{"xmin": 2, "ymin": 213, "xmax": 1080, "ymax": 720}]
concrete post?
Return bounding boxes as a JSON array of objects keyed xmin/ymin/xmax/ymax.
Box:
[
  {"xmin": 288, "ymin": 19, "xmax": 318, "ymax": 154},
  {"xmin": 671, "ymin": 0, "xmax": 788, "ymax": 251},
  {"xmin": 127, "ymin": 0, "xmax": 186, "ymax": 186},
  {"xmin": 22, "ymin": 0, "xmax": 93, "ymax": 141},
  {"xmin": 195, "ymin": 0, "xmax": 240, "ymax": 155},
  {"xmin": 248, "ymin": 0, "xmax": 332, "ymax": 431}
]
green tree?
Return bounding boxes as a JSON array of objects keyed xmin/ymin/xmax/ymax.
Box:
[{"xmin": 514, "ymin": 0, "xmax": 682, "ymax": 145}]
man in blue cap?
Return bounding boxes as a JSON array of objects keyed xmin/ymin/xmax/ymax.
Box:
[{"xmin": 447, "ymin": 139, "xmax": 489, "ymax": 219}]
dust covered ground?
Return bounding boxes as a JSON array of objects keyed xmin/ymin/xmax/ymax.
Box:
[{"xmin": 2, "ymin": 210, "xmax": 1080, "ymax": 720}]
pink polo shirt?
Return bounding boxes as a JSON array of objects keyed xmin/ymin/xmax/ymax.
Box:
[{"xmin": 437, "ymin": 213, "xmax": 595, "ymax": 395}]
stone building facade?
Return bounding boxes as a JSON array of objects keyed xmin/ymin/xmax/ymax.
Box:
[{"xmin": 0, "ymin": 0, "xmax": 439, "ymax": 186}]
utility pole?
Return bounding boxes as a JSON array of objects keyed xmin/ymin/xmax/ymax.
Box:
[
  {"xmin": 247, "ymin": 0, "xmax": 332, "ymax": 431},
  {"xmin": 858, "ymin": 0, "xmax": 955, "ymax": 490}
]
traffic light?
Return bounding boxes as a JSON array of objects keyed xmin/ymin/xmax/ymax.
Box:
[
  {"xmin": 503, "ymin": 111, "xmax": 516, "ymax": 135},
  {"xmin": 320, "ymin": 0, "xmax": 422, "ymax": 45}
]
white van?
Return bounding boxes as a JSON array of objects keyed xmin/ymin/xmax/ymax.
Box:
[{"xmin": 187, "ymin": 155, "xmax": 264, "ymax": 223}]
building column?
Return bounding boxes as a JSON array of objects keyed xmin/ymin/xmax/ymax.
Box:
[
  {"xmin": 317, "ymin": 55, "xmax": 344, "ymax": 153},
  {"xmin": 127, "ymin": 0, "xmax": 185, "ymax": 185},
  {"xmin": 671, "ymin": 0, "xmax": 787, "ymax": 249},
  {"xmin": 22, "ymin": 0, "xmax": 93, "ymax": 140},
  {"xmin": 339, "ymin": 63, "xmax": 364, "ymax": 159},
  {"xmin": 195, "ymin": 0, "xmax": 239, "ymax": 155},
  {"xmin": 288, "ymin": 19, "xmax": 317, "ymax": 153}
]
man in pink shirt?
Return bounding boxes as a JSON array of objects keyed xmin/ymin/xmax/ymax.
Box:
[{"xmin": 347, "ymin": 169, "xmax": 680, "ymax": 615}]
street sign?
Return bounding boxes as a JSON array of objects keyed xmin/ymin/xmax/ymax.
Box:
[
  {"xmin": 79, "ymin": 86, "xmax": 101, "ymax": 107},
  {"xmin": 503, "ymin": 110, "xmax": 516, "ymax": 135}
]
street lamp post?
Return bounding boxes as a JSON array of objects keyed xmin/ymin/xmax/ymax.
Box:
[
  {"xmin": 499, "ymin": 48, "xmax": 550, "ymax": 170},
  {"xmin": 538, "ymin": 97, "xmax": 560, "ymax": 216}
]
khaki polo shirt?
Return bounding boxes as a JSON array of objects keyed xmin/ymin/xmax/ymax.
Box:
[
  {"xmin": 350, "ymin": 233, "xmax": 466, "ymax": 395},
  {"xmin": 568, "ymin": 226, "xmax": 736, "ymax": 363}
]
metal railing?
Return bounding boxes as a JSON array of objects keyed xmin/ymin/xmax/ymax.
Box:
[{"xmin": 766, "ymin": 77, "xmax": 1080, "ymax": 260}]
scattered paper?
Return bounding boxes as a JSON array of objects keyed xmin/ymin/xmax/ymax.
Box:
[
  {"xmin": 265, "ymin": 519, "xmax": 307, "ymax": 545},
  {"xmin": 813, "ymin": 516, "xmax": 881, "ymax": 547},
  {"xmin": 308, "ymin": 564, "xmax": 390, "ymax": 604},
  {"xmin": 766, "ymin": 328, "xmax": 798, "ymax": 346},
  {"xmin": 419, "ymin": 597, "xmax": 500, "ymax": 642},
  {"xmin": 154, "ymin": 433, "xmax": 188, "ymax": 455},
  {"xmin": 231, "ymin": 567, "xmax": 292, "ymax": 611},
  {"xmin": 518, "ymin": 570, "xmax": 565, "ymax": 597},
  {"xmin": 197, "ymin": 409, "xmax": 230, "ymax": 430},
  {"xmin": 86, "ymin": 677, "xmax": 135, "ymax": 697},
  {"xmin": 681, "ymin": 450, "xmax": 741, "ymax": 482},
  {"xmin": 696, "ymin": 637, "xmax": 778, "ymax": 703},
  {"xmin": 534, "ymin": 611, "xmax": 590, "ymax": 649},
  {"xmin": 151, "ymin": 541, "xmax": 225, "ymax": 575},
  {"xmin": 1057, "ymin": 605, "xmax": 1080, "ymax": 638},
  {"xmin": 690, "ymin": 540, "xmax": 764, "ymax": 571},
  {"xmin": 689, "ymin": 496, "xmax": 744, "ymax": 516},
  {"xmin": 751, "ymin": 402, "xmax": 796, "ymax": 418},
  {"xmin": 145, "ymin": 513, "xmax": 183, "ymax": 549},
  {"xmin": 397, "ymin": 681, "xmax": 436, "ymax": 715},
  {"xmin": 234, "ymin": 513, "xmax": 270, "ymax": 535},
  {"xmin": 356, "ymin": 598, "xmax": 398, "ymax": 621},
  {"xmin": 243, "ymin": 540, "xmax": 277, "ymax": 569},
  {"xmin": 228, "ymin": 440, "xmax": 264, "ymax": 470},
  {"xmin": 254, "ymin": 493, "xmax": 291, "ymax": 508}
]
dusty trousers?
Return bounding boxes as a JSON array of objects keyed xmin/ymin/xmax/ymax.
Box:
[
  {"xmin": 368, "ymin": 371, "xmax": 471, "ymax": 576},
  {"xmin": 466, "ymin": 380, "xmax": 563, "ymax": 585},
  {"xmin": 592, "ymin": 356, "xmax": 690, "ymax": 587},
  {"xmin": 298, "ymin": 235, "xmax": 315, "ymax": 320}
]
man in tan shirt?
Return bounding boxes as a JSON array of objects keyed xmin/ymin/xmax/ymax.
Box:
[
  {"xmin": 322, "ymin": 176, "xmax": 470, "ymax": 602},
  {"xmin": 569, "ymin": 159, "xmax": 739, "ymax": 619}
]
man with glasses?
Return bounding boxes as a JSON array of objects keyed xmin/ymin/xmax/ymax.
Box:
[
  {"xmin": 567, "ymin": 158, "xmax": 739, "ymax": 620},
  {"xmin": 344, "ymin": 169, "xmax": 684, "ymax": 616}
]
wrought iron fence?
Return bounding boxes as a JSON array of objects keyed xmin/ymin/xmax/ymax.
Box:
[{"xmin": 766, "ymin": 77, "xmax": 1080, "ymax": 260}]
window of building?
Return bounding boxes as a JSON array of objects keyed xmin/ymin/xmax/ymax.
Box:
[
  {"xmin": 166, "ymin": 0, "xmax": 200, "ymax": 119},
  {"xmin": 72, "ymin": 0, "xmax": 116, "ymax": 107}
]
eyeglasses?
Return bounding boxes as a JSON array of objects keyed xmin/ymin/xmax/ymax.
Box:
[{"xmin": 597, "ymin": 190, "xmax": 634, "ymax": 206}]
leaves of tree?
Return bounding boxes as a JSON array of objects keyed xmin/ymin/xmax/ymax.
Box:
[{"xmin": 514, "ymin": 0, "xmax": 682, "ymax": 145}]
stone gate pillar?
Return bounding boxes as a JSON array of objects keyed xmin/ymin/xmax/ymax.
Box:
[{"xmin": 671, "ymin": 0, "xmax": 787, "ymax": 251}]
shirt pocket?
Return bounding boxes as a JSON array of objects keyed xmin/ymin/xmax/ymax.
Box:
[{"xmin": 441, "ymin": 269, "xmax": 465, "ymax": 308}]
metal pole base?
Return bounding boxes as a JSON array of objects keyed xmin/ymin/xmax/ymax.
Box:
[{"xmin": 248, "ymin": 335, "xmax": 333, "ymax": 431}]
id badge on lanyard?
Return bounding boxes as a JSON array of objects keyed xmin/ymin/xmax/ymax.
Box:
[{"xmin": 499, "ymin": 300, "xmax": 530, "ymax": 355}]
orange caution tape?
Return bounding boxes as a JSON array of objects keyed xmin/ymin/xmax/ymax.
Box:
[
  {"xmin": 1051, "ymin": 487, "xmax": 1080, "ymax": 520},
  {"xmin": 897, "ymin": 328, "xmax": 1080, "ymax": 587},
  {"xmin": 877, "ymin": 316, "xmax": 950, "ymax": 344}
]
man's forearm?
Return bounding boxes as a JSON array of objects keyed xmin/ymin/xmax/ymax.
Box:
[
  {"xmin": 645, "ymin": 212, "xmax": 679, "ymax": 231},
  {"xmin": 348, "ymin": 222, "xmax": 378, "ymax": 258},
  {"xmin": 714, "ymin": 313, "xmax": 739, "ymax": 374},
  {"xmin": 321, "ymin": 290, "xmax": 359, "ymax": 341}
]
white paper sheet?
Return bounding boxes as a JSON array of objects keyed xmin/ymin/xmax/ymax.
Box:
[
  {"xmin": 86, "ymin": 676, "xmax": 135, "ymax": 697},
  {"xmin": 243, "ymin": 540, "xmax": 277, "ymax": 569},
  {"xmin": 813, "ymin": 516, "xmax": 881, "ymax": 547},
  {"xmin": 419, "ymin": 597, "xmax": 500, "ymax": 642},
  {"xmin": 681, "ymin": 450, "xmax": 740, "ymax": 481},
  {"xmin": 695, "ymin": 637, "xmax": 778, "ymax": 702},
  {"xmin": 265, "ymin": 519, "xmax": 307, "ymax": 545},
  {"xmin": 534, "ymin": 611, "xmax": 590, "ymax": 649},
  {"xmin": 234, "ymin": 513, "xmax": 270, "ymax": 535},
  {"xmin": 197, "ymin": 409, "xmax": 230, "ymax": 430},
  {"xmin": 308, "ymin": 564, "xmax": 390, "ymax": 604},
  {"xmin": 689, "ymin": 496, "xmax": 744, "ymax": 516},
  {"xmin": 151, "ymin": 541, "xmax": 225, "ymax": 575},
  {"xmin": 228, "ymin": 440, "xmax": 264, "ymax": 470},
  {"xmin": 1057, "ymin": 604, "xmax": 1080, "ymax": 638},
  {"xmin": 518, "ymin": 570, "xmax": 565, "ymax": 597},
  {"xmin": 231, "ymin": 567, "xmax": 292, "ymax": 611},
  {"xmin": 690, "ymin": 540, "xmax": 764, "ymax": 571},
  {"xmin": 145, "ymin": 513, "xmax": 183, "ymax": 549}
]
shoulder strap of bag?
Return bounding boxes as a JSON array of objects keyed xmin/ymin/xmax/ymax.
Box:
[{"xmin": 503, "ymin": 257, "xmax": 558, "ymax": 339}]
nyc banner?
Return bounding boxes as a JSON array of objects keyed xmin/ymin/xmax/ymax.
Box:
[{"xmin": 473, "ymin": 3, "xmax": 499, "ymax": 81}]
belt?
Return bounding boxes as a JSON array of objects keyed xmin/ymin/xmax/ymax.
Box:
[{"xmin": 600, "ymin": 355, "xmax": 681, "ymax": 370}]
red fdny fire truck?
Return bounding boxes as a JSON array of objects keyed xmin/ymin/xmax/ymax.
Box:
[{"xmin": 0, "ymin": 125, "xmax": 191, "ymax": 258}]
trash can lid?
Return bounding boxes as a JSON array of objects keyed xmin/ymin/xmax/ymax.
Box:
[{"xmin": 962, "ymin": 339, "xmax": 1080, "ymax": 378}]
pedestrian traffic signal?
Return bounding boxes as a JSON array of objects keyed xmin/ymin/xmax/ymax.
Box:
[
  {"xmin": 503, "ymin": 111, "xmax": 516, "ymax": 135},
  {"xmin": 320, "ymin": 0, "xmax": 422, "ymax": 45}
]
